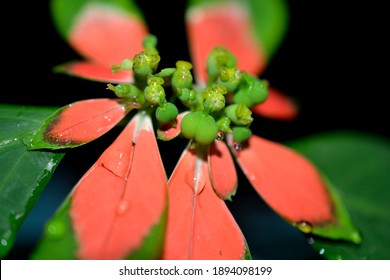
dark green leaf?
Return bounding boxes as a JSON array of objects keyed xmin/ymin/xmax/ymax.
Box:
[
  {"xmin": 288, "ymin": 131, "xmax": 390, "ymax": 259},
  {"xmin": 0, "ymin": 104, "xmax": 64, "ymax": 258}
]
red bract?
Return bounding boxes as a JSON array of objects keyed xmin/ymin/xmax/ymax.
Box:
[{"xmin": 31, "ymin": 0, "xmax": 360, "ymax": 260}]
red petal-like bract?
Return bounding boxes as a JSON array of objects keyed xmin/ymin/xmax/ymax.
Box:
[
  {"xmin": 252, "ymin": 87, "xmax": 298, "ymax": 120},
  {"xmin": 58, "ymin": 61, "xmax": 132, "ymax": 84},
  {"xmin": 63, "ymin": 4, "xmax": 148, "ymax": 83},
  {"xmin": 42, "ymin": 99, "xmax": 128, "ymax": 147},
  {"xmin": 186, "ymin": 2, "xmax": 298, "ymax": 120},
  {"xmin": 163, "ymin": 145, "xmax": 250, "ymax": 260},
  {"xmin": 70, "ymin": 4, "xmax": 148, "ymax": 67},
  {"xmin": 232, "ymin": 135, "xmax": 334, "ymax": 225},
  {"xmin": 157, "ymin": 111, "xmax": 188, "ymax": 141},
  {"xmin": 70, "ymin": 113, "xmax": 167, "ymax": 259},
  {"xmin": 186, "ymin": 2, "xmax": 265, "ymax": 85},
  {"xmin": 208, "ymin": 140, "xmax": 238, "ymax": 200}
]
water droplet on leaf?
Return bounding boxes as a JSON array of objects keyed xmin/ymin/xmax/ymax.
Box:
[
  {"xmin": 1, "ymin": 239, "xmax": 8, "ymax": 247},
  {"xmin": 45, "ymin": 219, "xmax": 66, "ymax": 240}
]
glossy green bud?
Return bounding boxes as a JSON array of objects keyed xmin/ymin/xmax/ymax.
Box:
[
  {"xmin": 232, "ymin": 126, "xmax": 252, "ymax": 143},
  {"xmin": 133, "ymin": 50, "xmax": 160, "ymax": 76},
  {"xmin": 216, "ymin": 116, "xmax": 232, "ymax": 133},
  {"xmin": 156, "ymin": 102, "xmax": 178, "ymax": 124},
  {"xmin": 142, "ymin": 34, "xmax": 158, "ymax": 49},
  {"xmin": 178, "ymin": 88, "xmax": 198, "ymax": 109},
  {"xmin": 156, "ymin": 68, "xmax": 176, "ymax": 78},
  {"xmin": 144, "ymin": 76, "xmax": 166, "ymax": 106},
  {"xmin": 202, "ymin": 84, "xmax": 227, "ymax": 112},
  {"xmin": 206, "ymin": 47, "xmax": 237, "ymax": 82},
  {"xmin": 181, "ymin": 111, "xmax": 218, "ymax": 145},
  {"xmin": 233, "ymin": 73, "xmax": 268, "ymax": 107},
  {"xmin": 111, "ymin": 58, "xmax": 134, "ymax": 72},
  {"xmin": 107, "ymin": 83, "xmax": 144, "ymax": 102},
  {"xmin": 172, "ymin": 60, "xmax": 193, "ymax": 91},
  {"xmin": 217, "ymin": 67, "xmax": 243, "ymax": 92},
  {"xmin": 225, "ymin": 104, "xmax": 253, "ymax": 126}
]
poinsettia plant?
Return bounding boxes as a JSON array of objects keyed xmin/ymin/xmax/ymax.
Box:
[{"xmin": 1, "ymin": 0, "xmax": 389, "ymax": 260}]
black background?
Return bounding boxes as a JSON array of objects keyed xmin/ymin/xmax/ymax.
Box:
[{"xmin": 2, "ymin": 0, "xmax": 388, "ymax": 259}]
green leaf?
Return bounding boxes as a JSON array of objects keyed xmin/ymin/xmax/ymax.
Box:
[
  {"xmin": 0, "ymin": 104, "xmax": 64, "ymax": 258},
  {"xmin": 288, "ymin": 131, "xmax": 390, "ymax": 259},
  {"xmin": 30, "ymin": 199, "xmax": 78, "ymax": 260},
  {"xmin": 51, "ymin": 0, "xmax": 145, "ymax": 40}
]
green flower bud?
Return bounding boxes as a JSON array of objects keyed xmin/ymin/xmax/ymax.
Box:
[
  {"xmin": 181, "ymin": 111, "xmax": 218, "ymax": 145},
  {"xmin": 216, "ymin": 116, "xmax": 232, "ymax": 133},
  {"xmin": 107, "ymin": 83, "xmax": 144, "ymax": 102},
  {"xmin": 202, "ymin": 84, "xmax": 227, "ymax": 112},
  {"xmin": 172, "ymin": 61, "xmax": 193, "ymax": 91},
  {"xmin": 142, "ymin": 34, "xmax": 158, "ymax": 49},
  {"xmin": 111, "ymin": 58, "xmax": 134, "ymax": 72},
  {"xmin": 206, "ymin": 47, "xmax": 237, "ymax": 82},
  {"xmin": 133, "ymin": 50, "xmax": 160, "ymax": 76},
  {"xmin": 232, "ymin": 90, "xmax": 252, "ymax": 107},
  {"xmin": 155, "ymin": 68, "xmax": 176, "ymax": 78},
  {"xmin": 225, "ymin": 104, "xmax": 253, "ymax": 126},
  {"xmin": 177, "ymin": 88, "xmax": 198, "ymax": 109},
  {"xmin": 217, "ymin": 67, "xmax": 243, "ymax": 92},
  {"xmin": 232, "ymin": 126, "xmax": 252, "ymax": 143},
  {"xmin": 233, "ymin": 73, "xmax": 268, "ymax": 107},
  {"xmin": 144, "ymin": 76, "xmax": 166, "ymax": 106},
  {"xmin": 155, "ymin": 102, "xmax": 179, "ymax": 124}
]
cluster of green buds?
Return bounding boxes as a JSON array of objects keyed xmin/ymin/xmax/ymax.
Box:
[{"xmin": 108, "ymin": 35, "xmax": 269, "ymax": 146}]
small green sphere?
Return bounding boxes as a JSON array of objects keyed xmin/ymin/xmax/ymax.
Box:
[
  {"xmin": 232, "ymin": 126, "xmax": 252, "ymax": 143},
  {"xmin": 156, "ymin": 102, "xmax": 179, "ymax": 124},
  {"xmin": 181, "ymin": 111, "xmax": 218, "ymax": 145}
]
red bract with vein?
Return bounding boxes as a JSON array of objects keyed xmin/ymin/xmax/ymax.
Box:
[
  {"xmin": 163, "ymin": 145, "xmax": 249, "ymax": 260},
  {"xmin": 71, "ymin": 113, "xmax": 167, "ymax": 259}
]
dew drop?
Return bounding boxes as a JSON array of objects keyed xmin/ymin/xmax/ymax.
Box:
[
  {"xmin": 233, "ymin": 142, "xmax": 241, "ymax": 151},
  {"xmin": 45, "ymin": 159, "xmax": 56, "ymax": 172},
  {"xmin": 1, "ymin": 238, "xmax": 8, "ymax": 247},
  {"xmin": 294, "ymin": 221, "xmax": 313, "ymax": 234},
  {"xmin": 319, "ymin": 248, "xmax": 325, "ymax": 255},
  {"xmin": 216, "ymin": 131, "xmax": 224, "ymax": 141},
  {"xmin": 307, "ymin": 237, "xmax": 314, "ymax": 245},
  {"xmin": 117, "ymin": 199, "xmax": 130, "ymax": 215},
  {"xmin": 45, "ymin": 219, "xmax": 66, "ymax": 240}
]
